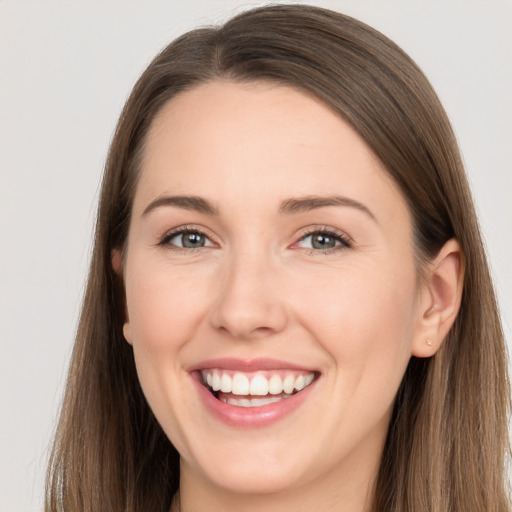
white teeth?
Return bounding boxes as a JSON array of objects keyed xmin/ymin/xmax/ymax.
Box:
[
  {"xmin": 232, "ymin": 373, "xmax": 250, "ymax": 395},
  {"xmin": 294, "ymin": 375, "xmax": 305, "ymax": 391},
  {"xmin": 220, "ymin": 373, "xmax": 232, "ymax": 393},
  {"xmin": 283, "ymin": 375, "xmax": 295, "ymax": 394},
  {"xmin": 201, "ymin": 369, "xmax": 316, "ymax": 397},
  {"xmin": 268, "ymin": 374, "xmax": 283, "ymax": 395},
  {"xmin": 211, "ymin": 373, "xmax": 221, "ymax": 392},
  {"xmin": 249, "ymin": 375, "xmax": 269, "ymax": 395},
  {"xmin": 221, "ymin": 395, "xmax": 291, "ymax": 407}
]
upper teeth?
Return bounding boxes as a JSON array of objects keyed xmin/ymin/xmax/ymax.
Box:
[{"xmin": 201, "ymin": 370, "xmax": 315, "ymax": 396}]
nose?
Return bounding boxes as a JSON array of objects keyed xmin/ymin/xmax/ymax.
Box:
[{"xmin": 208, "ymin": 250, "xmax": 288, "ymax": 341}]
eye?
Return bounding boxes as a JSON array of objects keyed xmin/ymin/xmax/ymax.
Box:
[
  {"xmin": 160, "ymin": 228, "xmax": 215, "ymax": 250},
  {"xmin": 295, "ymin": 227, "xmax": 351, "ymax": 253}
]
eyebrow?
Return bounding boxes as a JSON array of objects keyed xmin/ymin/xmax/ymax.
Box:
[
  {"xmin": 142, "ymin": 195, "xmax": 219, "ymax": 216},
  {"xmin": 279, "ymin": 195, "xmax": 376, "ymax": 221},
  {"xmin": 142, "ymin": 194, "xmax": 376, "ymax": 221}
]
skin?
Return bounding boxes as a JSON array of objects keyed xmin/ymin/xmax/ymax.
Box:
[{"xmin": 117, "ymin": 81, "xmax": 463, "ymax": 512}]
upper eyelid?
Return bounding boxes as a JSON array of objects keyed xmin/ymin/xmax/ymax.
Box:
[
  {"xmin": 297, "ymin": 232, "xmax": 346, "ymax": 244},
  {"xmin": 295, "ymin": 225, "xmax": 352, "ymax": 244},
  {"xmin": 158, "ymin": 227, "xmax": 217, "ymax": 252},
  {"xmin": 161, "ymin": 225, "xmax": 216, "ymax": 241}
]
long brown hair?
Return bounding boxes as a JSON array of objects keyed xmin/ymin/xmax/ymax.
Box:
[{"xmin": 45, "ymin": 5, "xmax": 510, "ymax": 511}]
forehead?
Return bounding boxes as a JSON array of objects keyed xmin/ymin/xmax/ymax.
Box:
[{"xmin": 134, "ymin": 80, "xmax": 409, "ymax": 225}]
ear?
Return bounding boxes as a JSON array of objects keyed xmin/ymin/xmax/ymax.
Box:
[
  {"xmin": 123, "ymin": 321, "xmax": 133, "ymax": 346},
  {"xmin": 111, "ymin": 249, "xmax": 133, "ymax": 345},
  {"xmin": 111, "ymin": 249, "xmax": 123, "ymax": 275},
  {"xmin": 412, "ymin": 239, "xmax": 465, "ymax": 358}
]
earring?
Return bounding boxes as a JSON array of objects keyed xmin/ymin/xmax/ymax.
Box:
[{"xmin": 426, "ymin": 338, "xmax": 433, "ymax": 346}]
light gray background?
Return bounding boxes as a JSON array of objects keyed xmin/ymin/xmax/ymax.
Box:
[{"xmin": 1, "ymin": 1, "xmax": 510, "ymax": 510}]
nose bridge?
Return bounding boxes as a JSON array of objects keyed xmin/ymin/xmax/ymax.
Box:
[{"xmin": 209, "ymin": 240, "xmax": 287, "ymax": 340}]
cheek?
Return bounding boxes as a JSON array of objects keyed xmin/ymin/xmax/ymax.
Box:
[
  {"xmin": 123, "ymin": 262, "xmax": 211, "ymax": 442},
  {"xmin": 296, "ymin": 260, "xmax": 418, "ymax": 376},
  {"xmin": 125, "ymin": 263, "xmax": 211, "ymax": 353}
]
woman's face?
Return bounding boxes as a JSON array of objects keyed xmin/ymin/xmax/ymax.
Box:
[{"xmin": 122, "ymin": 81, "xmax": 427, "ymax": 497}]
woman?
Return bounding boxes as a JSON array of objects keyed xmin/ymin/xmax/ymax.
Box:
[{"xmin": 45, "ymin": 4, "xmax": 510, "ymax": 511}]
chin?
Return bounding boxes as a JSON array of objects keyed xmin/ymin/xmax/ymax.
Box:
[{"xmin": 196, "ymin": 456, "xmax": 310, "ymax": 495}]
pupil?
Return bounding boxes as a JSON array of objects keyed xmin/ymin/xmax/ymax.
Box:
[
  {"xmin": 312, "ymin": 234, "xmax": 335, "ymax": 249},
  {"xmin": 183, "ymin": 232, "xmax": 204, "ymax": 248}
]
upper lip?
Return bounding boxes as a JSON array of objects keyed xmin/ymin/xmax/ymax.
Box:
[{"xmin": 187, "ymin": 358, "xmax": 317, "ymax": 373}]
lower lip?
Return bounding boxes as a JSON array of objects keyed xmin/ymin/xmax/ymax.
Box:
[{"xmin": 192, "ymin": 374, "xmax": 317, "ymax": 428}]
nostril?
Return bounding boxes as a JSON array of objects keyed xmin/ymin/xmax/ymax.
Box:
[{"xmin": 208, "ymin": 279, "xmax": 288, "ymax": 340}]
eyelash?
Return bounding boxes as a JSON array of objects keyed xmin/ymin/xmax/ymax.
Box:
[
  {"xmin": 157, "ymin": 225, "xmax": 352, "ymax": 255},
  {"xmin": 157, "ymin": 225, "xmax": 213, "ymax": 253},
  {"xmin": 297, "ymin": 226, "xmax": 352, "ymax": 255}
]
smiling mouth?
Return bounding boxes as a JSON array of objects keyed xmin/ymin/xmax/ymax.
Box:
[{"xmin": 200, "ymin": 369, "xmax": 317, "ymax": 408}]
